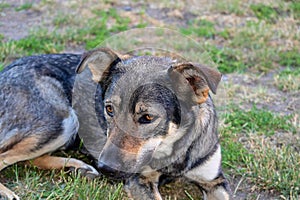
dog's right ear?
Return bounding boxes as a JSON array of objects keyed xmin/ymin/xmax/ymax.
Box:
[
  {"xmin": 76, "ymin": 48, "xmax": 121, "ymax": 82},
  {"xmin": 168, "ymin": 63, "xmax": 222, "ymax": 104}
]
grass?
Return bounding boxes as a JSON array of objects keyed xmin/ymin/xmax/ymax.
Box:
[
  {"xmin": 0, "ymin": 8, "xmax": 130, "ymax": 66},
  {"xmin": 180, "ymin": 19, "xmax": 216, "ymax": 38},
  {"xmin": 205, "ymin": 45, "xmax": 247, "ymax": 73},
  {"xmin": 212, "ymin": 0, "xmax": 243, "ymax": 15},
  {"xmin": 15, "ymin": 3, "xmax": 32, "ymax": 12},
  {"xmin": 0, "ymin": 2, "xmax": 10, "ymax": 12},
  {"xmin": 180, "ymin": 19, "xmax": 233, "ymax": 40},
  {"xmin": 273, "ymin": 49, "xmax": 300, "ymax": 91},
  {"xmin": 1, "ymin": 163, "xmax": 126, "ymax": 200},
  {"xmin": 274, "ymin": 67, "xmax": 300, "ymax": 92},
  {"xmin": 53, "ymin": 12, "xmax": 79, "ymax": 27},
  {"xmin": 220, "ymin": 105, "xmax": 299, "ymax": 198},
  {"xmin": 289, "ymin": 2, "xmax": 300, "ymax": 19},
  {"xmin": 279, "ymin": 49, "xmax": 300, "ymax": 68},
  {"xmin": 250, "ymin": 3, "xmax": 278, "ymax": 22},
  {"xmin": 222, "ymin": 105, "xmax": 296, "ymax": 136}
]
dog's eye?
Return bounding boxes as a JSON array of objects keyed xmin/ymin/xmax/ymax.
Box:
[
  {"xmin": 138, "ymin": 114, "xmax": 154, "ymax": 124},
  {"xmin": 105, "ymin": 105, "xmax": 114, "ymax": 117}
]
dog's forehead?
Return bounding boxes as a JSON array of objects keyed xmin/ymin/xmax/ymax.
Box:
[
  {"xmin": 117, "ymin": 56, "xmax": 175, "ymax": 71},
  {"xmin": 105, "ymin": 56, "xmax": 177, "ymax": 107}
]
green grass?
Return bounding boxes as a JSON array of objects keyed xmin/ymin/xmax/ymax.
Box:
[
  {"xmin": 245, "ymin": 144, "xmax": 300, "ymax": 197},
  {"xmin": 279, "ymin": 49, "xmax": 300, "ymax": 68},
  {"xmin": 229, "ymin": 20, "xmax": 280, "ymax": 72},
  {"xmin": 212, "ymin": 0, "xmax": 243, "ymax": 15},
  {"xmin": 205, "ymin": 45, "xmax": 247, "ymax": 73},
  {"xmin": 0, "ymin": 2, "xmax": 10, "ymax": 12},
  {"xmin": 0, "ymin": 33, "xmax": 4, "ymax": 41},
  {"xmin": 58, "ymin": 8, "xmax": 130, "ymax": 50},
  {"xmin": 15, "ymin": 3, "xmax": 32, "ymax": 12},
  {"xmin": 0, "ymin": 8, "xmax": 131, "ymax": 64},
  {"xmin": 289, "ymin": 2, "xmax": 300, "ymax": 19},
  {"xmin": 222, "ymin": 105, "xmax": 296, "ymax": 136},
  {"xmin": 2, "ymin": 163, "xmax": 126, "ymax": 200},
  {"xmin": 250, "ymin": 3, "xmax": 278, "ymax": 22},
  {"xmin": 15, "ymin": 29, "xmax": 65, "ymax": 54},
  {"xmin": 274, "ymin": 67, "xmax": 300, "ymax": 92},
  {"xmin": 181, "ymin": 19, "xmax": 216, "ymax": 38},
  {"xmin": 220, "ymin": 105, "xmax": 299, "ymax": 198},
  {"xmin": 180, "ymin": 19, "xmax": 232, "ymax": 40},
  {"xmin": 53, "ymin": 12, "xmax": 78, "ymax": 27},
  {"xmin": 0, "ymin": 29, "xmax": 65, "ymax": 65},
  {"xmin": 273, "ymin": 50, "xmax": 300, "ymax": 91},
  {"xmin": 79, "ymin": 8, "xmax": 130, "ymax": 49},
  {"xmin": 0, "ymin": 63, "xmax": 4, "ymax": 71}
]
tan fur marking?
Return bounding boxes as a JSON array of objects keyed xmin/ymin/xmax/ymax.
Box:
[
  {"xmin": 9, "ymin": 136, "xmax": 38, "ymax": 154},
  {"xmin": 0, "ymin": 137, "xmax": 42, "ymax": 200},
  {"xmin": 120, "ymin": 134, "xmax": 145, "ymax": 154},
  {"xmin": 0, "ymin": 137, "xmax": 39, "ymax": 170},
  {"xmin": 196, "ymin": 87, "xmax": 210, "ymax": 104},
  {"xmin": 31, "ymin": 154, "xmax": 92, "ymax": 170}
]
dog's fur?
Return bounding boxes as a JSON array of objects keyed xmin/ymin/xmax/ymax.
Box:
[{"xmin": 0, "ymin": 48, "xmax": 231, "ymax": 200}]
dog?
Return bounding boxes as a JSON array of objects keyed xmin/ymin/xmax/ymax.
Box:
[
  {"xmin": 0, "ymin": 53, "xmax": 101, "ymax": 200},
  {"xmin": 76, "ymin": 48, "xmax": 231, "ymax": 200},
  {"xmin": 0, "ymin": 47, "xmax": 230, "ymax": 200}
]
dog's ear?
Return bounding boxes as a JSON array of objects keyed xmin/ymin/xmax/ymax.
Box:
[
  {"xmin": 168, "ymin": 63, "xmax": 222, "ymax": 104},
  {"xmin": 76, "ymin": 48, "xmax": 122, "ymax": 82}
]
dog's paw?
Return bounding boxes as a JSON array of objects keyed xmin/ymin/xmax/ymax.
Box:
[{"xmin": 69, "ymin": 164, "xmax": 99, "ymax": 179}]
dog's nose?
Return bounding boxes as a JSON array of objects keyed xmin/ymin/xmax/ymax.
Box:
[{"xmin": 98, "ymin": 161, "xmax": 118, "ymax": 177}]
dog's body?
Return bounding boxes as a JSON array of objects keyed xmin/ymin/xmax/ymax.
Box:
[
  {"xmin": 0, "ymin": 48, "xmax": 231, "ymax": 200},
  {"xmin": 0, "ymin": 54, "xmax": 100, "ymax": 200}
]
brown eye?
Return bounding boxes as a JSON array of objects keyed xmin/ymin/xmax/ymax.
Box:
[
  {"xmin": 145, "ymin": 114, "xmax": 153, "ymax": 121},
  {"xmin": 105, "ymin": 105, "xmax": 114, "ymax": 117},
  {"xmin": 139, "ymin": 114, "xmax": 154, "ymax": 124}
]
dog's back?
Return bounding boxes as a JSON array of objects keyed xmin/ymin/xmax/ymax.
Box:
[{"xmin": 0, "ymin": 54, "xmax": 80, "ymax": 152}]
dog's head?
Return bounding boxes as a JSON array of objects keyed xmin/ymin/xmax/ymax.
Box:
[{"xmin": 76, "ymin": 48, "xmax": 222, "ymax": 179}]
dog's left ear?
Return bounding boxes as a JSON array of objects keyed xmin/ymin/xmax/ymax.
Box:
[
  {"xmin": 168, "ymin": 63, "xmax": 222, "ymax": 104},
  {"xmin": 76, "ymin": 47, "xmax": 122, "ymax": 82}
]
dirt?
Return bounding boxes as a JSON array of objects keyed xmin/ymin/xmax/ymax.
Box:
[
  {"xmin": 0, "ymin": 1, "xmax": 299, "ymax": 199},
  {"xmin": 0, "ymin": 0, "xmax": 43, "ymax": 40}
]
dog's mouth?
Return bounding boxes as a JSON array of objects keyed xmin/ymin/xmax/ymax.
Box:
[{"xmin": 97, "ymin": 161, "xmax": 135, "ymax": 180}]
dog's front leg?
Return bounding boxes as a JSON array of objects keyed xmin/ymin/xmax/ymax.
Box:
[
  {"xmin": 124, "ymin": 175, "xmax": 162, "ymax": 200},
  {"xmin": 30, "ymin": 154, "xmax": 99, "ymax": 179},
  {"xmin": 184, "ymin": 145, "xmax": 231, "ymax": 200}
]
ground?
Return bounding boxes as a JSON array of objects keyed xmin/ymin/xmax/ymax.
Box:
[{"xmin": 0, "ymin": 0, "xmax": 299, "ymax": 199}]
